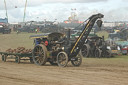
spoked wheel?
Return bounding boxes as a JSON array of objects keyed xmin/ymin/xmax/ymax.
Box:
[
  {"xmin": 81, "ymin": 44, "xmax": 90, "ymax": 58},
  {"xmin": 71, "ymin": 52, "xmax": 82, "ymax": 67},
  {"xmin": 15, "ymin": 56, "xmax": 20, "ymax": 63},
  {"xmin": 57, "ymin": 52, "xmax": 68, "ymax": 67},
  {"xmin": 94, "ymin": 48, "xmax": 101, "ymax": 58},
  {"xmin": 104, "ymin": 50, "xmax": 112, "ymax": 58},
  {"xmin": 30, "ymin": 57, "xmax": 34, "ymax": 63},
  {"xmin": 2, "ymin": 55, "xmax": 7, "ymax": 62},
  {"xmin": 32, "ymin": 44, "xmax": 47, "ymax": 66}
]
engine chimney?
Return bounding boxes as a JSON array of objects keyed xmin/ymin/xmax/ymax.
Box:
[{"xmin": 67, "ymin": 28, "xmax": 71, "ymax": 40}]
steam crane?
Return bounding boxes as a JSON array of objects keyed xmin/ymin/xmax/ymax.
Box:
[
  {"xmin": 68, "ymin": 13, "xmax": 104, "ymax": 58},
  {"xmin": 32, "ymin": 13, "xmax": 104, "ymax": 67}
]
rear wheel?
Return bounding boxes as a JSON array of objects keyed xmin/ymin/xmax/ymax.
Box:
[
  {"xmin": 32, "ymin": 44, "xmax": 47, "ymax": 66},
  {"xmin": 81, "ymin": 44, "xmax": 90, "ymax": 58},
  {"xmin": 71, "ymin": 51, "xmax": 82, "ymax": 67},
  {"xmin": 57, "ymin": 52, "xmax": 68, "ymax": 67},
  {"xmin": 94, "ymin": 48, "xmax": 101, "ymax": 58}
]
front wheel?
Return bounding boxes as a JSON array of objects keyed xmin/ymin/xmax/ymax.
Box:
[
  {"xmin": 2, "ymin": 55, "xmax": 7, "ymax": 62},
  {"xmin": 57, "ymin": 52, "xmax": 68, "ymax": 67},
  {"xmin": 15, "ymin": 56, "xmax": 20, "ymax": 63},
  {"xmin": 30, "ymin": 57, "xmax": 34, "ymax": 63},
  {"xmin": 104, "ymin": 50, "xmax": 112, "ymax": 58},
  {"xmin": 71, "ymin": 52, "xmax": 82, "ymax": 67}
]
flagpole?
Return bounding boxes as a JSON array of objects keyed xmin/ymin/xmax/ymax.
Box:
[
  {"xmin": 4, "ymin": 0, "xmax": 8, "ymax": 22},
  {"xmin": 23, "ymin": 0, "xmax": 27, "ymax": 22}
]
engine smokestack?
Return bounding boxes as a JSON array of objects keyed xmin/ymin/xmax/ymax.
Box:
[{"xmin": 67, "ymin": 28, "xmax": 71, "ymax": 41}]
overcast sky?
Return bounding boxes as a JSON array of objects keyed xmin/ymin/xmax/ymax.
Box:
[{"xmin": 0, "ymin": 0, "xmax": 128, "ymax": 23}]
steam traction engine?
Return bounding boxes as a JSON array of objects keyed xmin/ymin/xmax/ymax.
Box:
[{"xmin": 31, "ymin": 13, "xmax": 104, "ymax": 67}]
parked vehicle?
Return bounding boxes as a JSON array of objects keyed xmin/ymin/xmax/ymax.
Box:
[
  {"xmin": 81, "ymin": 36, "xmax": 112, "ymax": 58},
  {"xmin": 121, "ymin": 45, "xmax": 128, "ymax": 55},
  {"xmin": 0, "ymin": 24, "xmax": 11, "ymax": 34}
]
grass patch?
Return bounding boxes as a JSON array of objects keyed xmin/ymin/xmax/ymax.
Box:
[{"xmin": 0, "ymin": 32, "xmax": 43, "ymax": 51}]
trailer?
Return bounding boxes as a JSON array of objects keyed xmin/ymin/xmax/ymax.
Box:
[{"xmin": 0, "ymin": 52, "xmax": 33, "ymax": 63}]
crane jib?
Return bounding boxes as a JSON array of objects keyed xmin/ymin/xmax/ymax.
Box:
[{"xmin": 70, "ymin": 21, "xmax": 91, "ymax": 54}]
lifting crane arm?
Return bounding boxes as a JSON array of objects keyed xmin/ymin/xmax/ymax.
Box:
[{"xmin": 69, "ymin": 13, "xmax": 104, "ymax": 57}]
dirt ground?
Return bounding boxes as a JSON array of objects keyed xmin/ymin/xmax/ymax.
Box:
[
  {"xmin": 0, "ymin": 58, "xmax": 128, "ymax": 85},
  {"xmin": 0, "ymin": 33, "xmax": 128, "ymax": 85}
]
